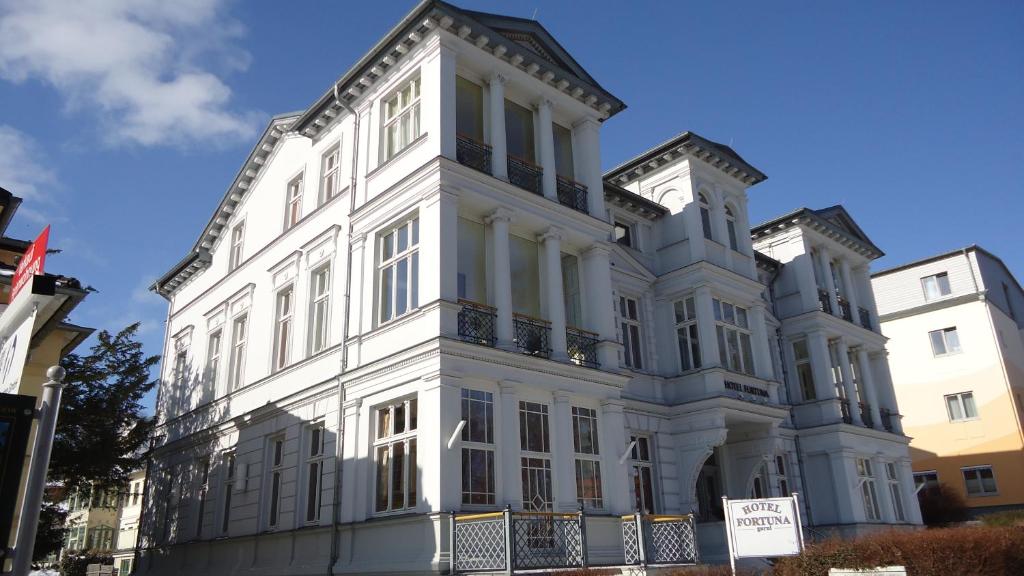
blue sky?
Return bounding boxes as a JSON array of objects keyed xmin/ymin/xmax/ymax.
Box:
[{"xmin": 0, "ymin": 1, "xmax": 1021, "ymax": 411}]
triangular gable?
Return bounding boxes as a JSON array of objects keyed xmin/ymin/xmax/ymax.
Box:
[
  {"xmin": 813, "ymin": 206, "xmax": 876, "ymax": 249},
  {"xmin": 609, "ymin": 245, "xmax": 656, "ymax": 282}
]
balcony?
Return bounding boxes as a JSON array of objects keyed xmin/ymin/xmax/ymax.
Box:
[
  {"xmin": 818, "ymin": 288, "xmax": 832, "ymax": 314},
  {"xmin": 859, "ymin": 307, "xmax": 873, "ymax": 331},
  {"xmin": 555, "ymin": 176, "xmax": 588, "ymax": 214},
  {"xmin": 566, "ymin": 326, "xmax": 599, "ymax": 367},
  {"xmin": 508, "ymin": 155, "xmax": 543, "ymax": 195},
  {"xmin": 840, "ymin": 399, "xmax": 852, "ymax": 424},
  {"xmin": 513, "ymin": 313, "xmax": 551, "ymax": 358},
  {"xmin": 859, "ymin": 402, "xmax": 873, "ymax": 428},
  {"xmin": 458, "ymin": 299, "xmax": 496, "ymax": 347},
  {"xmin": 837, "ymin": 297, "xmax": 853, "ymax": 322},
  {"xmin": 456, "ymin": 134, "xmax": 492, "ymax": 174},
  {"xmin": 880, "ymin": 408, "xmax": 895, "ymax": 432}
]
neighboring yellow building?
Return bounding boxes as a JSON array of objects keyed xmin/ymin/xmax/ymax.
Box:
[
  {"xmin": 112, "ymin": 469, "xmax": 146, "ymax": 575},
  {"xmin": 872, "ymin": 246, "xmax": 1024, "ymax": 515},
  {"xmin": 0, "ymin": 187, "xmax": 93, "ymax": 565}
]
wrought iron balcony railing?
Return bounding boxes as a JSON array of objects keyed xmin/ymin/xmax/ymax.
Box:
[
  {"xmin": 508, "ymin": 155, "xmax": 543, "ymax": 195},
  {"xmin": 859, "ymin": 307, "xmax": 873, "ymax": 331},
  {"xmin": 555, "ymin": 176, "xmax": 588, "ymax": 214},
  {"xmin": 859, "ymin": 402, "xmax": 873, "ymax": 429},
  {"xmin": 455, "ymin": 133, "xmax": 491, "ymax": 174},
  {"xmin": 513, "ymin": 313, "xmax": 551, "ymax": 358},
  {"xmin": 457, "ymin": 299, "xmax": 497, "ymax": 347},
  {"xmin": 566, "ymin": 326, "xmax": 599, "ymax": 367},
  {"xmin": 818, "ymin": 288, "xmax": 832, "ymax": 314},
  {"xmin": 880, "ymin": 408, "xmax": 895, "ymax": 432},
  {"xmin": 838, "ymin": 297, "xmax": 853, "ymax": 322},
  {"xmin": 840, "ymin": 399, "xmax": 852, "ymax": 424}
]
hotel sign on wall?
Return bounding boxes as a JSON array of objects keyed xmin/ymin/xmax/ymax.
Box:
[{"xmin": 723, "ymin": 494, "xmax": 805, "ymax": 573}]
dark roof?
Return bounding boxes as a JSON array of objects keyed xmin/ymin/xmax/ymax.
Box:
[
  {"xmin": 605, "ymin": 131, "xmax": 767, "ymax": 186},
  {"xmin": 751, "ymin": 205, "xmax": 884, "ymax": 260},
  {"xmin": 603, "ymin": 182, "xmax": 667, "ymax": 219}
]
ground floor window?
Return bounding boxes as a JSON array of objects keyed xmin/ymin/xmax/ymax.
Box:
[
  {"xmin": 913, "ymin": 470, "xmax": 938, "ymax": 491},
  {"xmin": 962, "ymin": 465, "xmax": 997, "ymax": 496},
  {"xmin": 374, "ymin": 397, "xmax": 419, "ymax": 512},
  {"xmin": 885, "ymin": 462, "xmax": 906, "ymax": 521},
  {"xmin": 119, "ymin": 558, "xmax": 132, "ymax": 575},
  {"xmin": 856, "ymin": 458, "xmax": 881, "ymax": 521},
  {"xmin": 630, "ymin": 435, "xmax": 656, "ymax": 514},
  {"xmin": 521, "ymin": 457, "xmax": 553, "ymax": 512},
  {"xmin": 776, "ymin": 454, "xmax": 791, "ymax": 497}
]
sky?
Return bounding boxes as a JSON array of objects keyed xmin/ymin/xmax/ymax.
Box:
[{"xmin": 0, "ymin": 0, "xmax": 1021, "ymax": 412}]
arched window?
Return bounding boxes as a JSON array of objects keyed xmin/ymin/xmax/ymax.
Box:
[
  {"xmin": 725, "ymin": 205, "xmax": 739, "ymax": 251},
  {"xmin": 698, "ymin": 193, "xmax": 712, "ymax": 240}
]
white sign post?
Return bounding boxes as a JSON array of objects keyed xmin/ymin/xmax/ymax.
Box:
[{"xmin": 722, "ymin": 493, "xmax": 805, "ymax": 575}]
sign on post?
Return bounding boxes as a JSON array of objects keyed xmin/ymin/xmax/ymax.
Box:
[{"xmin": 722, "ymin": 494, "xmax": 805, "ymax": 575}]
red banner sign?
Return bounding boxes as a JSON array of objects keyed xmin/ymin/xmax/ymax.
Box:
[{"xmin": 10, "ymin": 225, "xmax": 50, "ymax": 304}]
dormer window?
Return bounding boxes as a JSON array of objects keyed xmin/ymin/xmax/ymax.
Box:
[
  {"xmin": 725, "ymin": 205, "xmax": 739, "ymax": 251},
  {"xmin": 698, "ymin": 193, "xmax": 713, "ymax": 241}
]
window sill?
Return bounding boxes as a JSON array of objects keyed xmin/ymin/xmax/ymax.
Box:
[
  {"xmin": 949, "ymin": 417, "xmax": 980, "ymax": 423},
  {"xmin": 366, "ymin": 133, "xmax": 429, "ymax": 181}
]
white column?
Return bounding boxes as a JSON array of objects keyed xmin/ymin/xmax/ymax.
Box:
[
  {"xmin": 828, "ymin": 451, "xmax": 858, "ymax": 523},
  {"xmin": 684, "ymin": 196, "xmax": 707, "ymax": 262},
  {"xmin": 499, "ymin": 382, "xmax": 523, "ymax": 510},
  {"xmin": 856, "ymin": 349, "xmax": 883, "ymax": 429},
  {"xmin": 540, "ymin": 228, "xmax": 568, "ymax": 360},
  {"xmin": 857, "ymin": 266, "xmax": 880, "ymax": 330},
  {"xmin": 600, "ymin": 400, "xmax": 631, "ymax": 515},
  {"xmin": 436, "ymin": 42, "xmax": 457, "ymax": 160},
  {"xmin": 748, "ymin": 303, "xmax": 773, "ymax": 380},
  {"xmin": 339, "ymin": 398, "xmax": 363, "ymax": 523},
  {"xmin": 817, "ymin": 246, "xmax": 839, "ymax": 315},
  {"xmin": 535, "ymin": 98, "xmax": 557, "ymax": 201},
  {"xmin": 836, "ymin": 340, "xmax": 863, "ymax": 425},
  {"xmin": 488, "ymin": 73, "xmax": 508, "ymax": 181},
  {"xmin": 571, "ymin": 116, "xmax": 606, "ymax": 218},
  {"xmin": 486, "ymin": 209, "xmax": 514, "ymax": 349},
  {"xmin": 552, "ymin": 391, "xmax": 577, "ymax": 512},
  {"xmin": 807, "ymin": 331, "xmax": 837, "ymax": 401},
  {"xmin": 421, "ymin": 375, "xmax": 461, "ymax": 513},
  {"xmin": 420, "ymin": 190, "xmax": 459, "ymax": 304},
  {"xmin": 581, "ymin": 244, "xmax": 618, "ymax": 369},
  {"xmin": 694, "ymin": 286, "xmax": 720, "ymax": 368},
  {"xmin": 839, "ymin": 259, "xmax": 860, "ymax": 322}
]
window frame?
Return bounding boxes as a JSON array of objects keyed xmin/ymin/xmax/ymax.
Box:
[
  {"xmin": 619, "ymin": 295, "xmax": 645, "ymax": 370},
  {"xmin": 629, "ymin": 434, "xmax": 657, "ymax": 514},
  {"xmin": 713, "ymin": 298, "xmax": 755, "ymax": 375},
  {"xmin": 228, "ymin": 313, "xmax": 248, "ymax": 391},
  {"xmin": 913, "ymin": 470, "xmax": 938, "ymax": 492},
  {"xmin": 673, "ymin": 296, "xmax": 701, "ymax": 372},
  {"xmin": 272, "ymin": 284, "xmax": 294, "ymax": 372},
  {"xmin": 792, "ymin": 339, "xmax": 816, "ymax": 401},
  {"xmin": 320, "ymin": 144, "xmax": 341, "ymax": 205},
  {"xmin": 309, "ymin": 264, "xmax": 332, "ymax": 355},
  {"xmin": 698, "ymin": 193, "xmax": 713, "ymax": 241},
  {"xmin": 228, "ymin": 221, "xmax": 245, "ymax": 272},
  {"xmin": 724, "ymin": 205, "xmax": 739, "ymax": 252},
  {"xmin": 613, "ymin": 220, "xmax": 635, "ymax": 248},
  {"xmin": 856, "ymin": 457, "xmax": 881, "ymax": 521},
  {"xmin": 920, "ymin": 272, "xmax": 952, "ymax": 301},
  {"xmin": 885, "ymin": 462, "xmax": 906, "ymax": 522},
  {"xmin": 461, "ymin": 388, "xmax": 496, "ymax": 506},
  {"xmin": 962, "ymin": 465, "xmax": 998, "ymax": 497},
  {"xmin": 219, "ymin": 452, "xmax": 236, "ymax": 535},
  {"xmin": 519, "ymin": 401, "xmax": 553, "ymax": 512},
  {"xmin": 378, "ymin": 216, "xmax": 420, "ymax": 325},
  {"xmin": 304, "ymin": 422, "xmax": 326, "ymax": 524},
  {"xmin": 206, "ymin": 329, "xmax": 222, "ymax": 394},
  {"xmin": 382, "ymin": 76, "xmax": 422, "ymax": 162},
  {"xmin": 265, "ymin": 435, "xmax": 285, "ymax": 530},
  {"xmin": 373, "ymin": 396, "xmax": 419, "ymax": 514},
  {"xmin": 284, "ymin": 172, "xmax": 304, "ymax": 231},
  {"xmin": 944, "ymin": 391, "xmax": 978, "ymax": 422},
  {"xmin": 929, "ymin": 326, "xmax": 962, "ymax": 356},
  {"xmin": 195, "ymin": 458, "xmax": 210, "ymax": 539},
  {"xmin": 572, "ymin": 406, "xmax": 603, "ymax": 510}
]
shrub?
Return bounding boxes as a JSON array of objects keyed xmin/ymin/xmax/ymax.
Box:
[
  {"xmin": 772, "ymin": 526, "xmax": 1024, "ymax": 576},
  {"xmin": 917, "ymin": 482, "xmax": 968, "ymax": 526},
  {"xmin": 980, "ymin": 509, "xmax": 1024, "ymax": 527},
  {"xmin": 59, "ymin": 553, "xmax": 114, "ymax": 576}
]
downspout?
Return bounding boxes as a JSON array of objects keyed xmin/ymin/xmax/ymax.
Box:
[{"xmin": 328, "ymin": 83, "xmax": 361, "ymax": 576}]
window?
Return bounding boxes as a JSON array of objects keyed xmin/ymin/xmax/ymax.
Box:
[
  {"xmin": 321, "ymin": 145, "xmax": 341, "ymax": 204},
  {"xmin": 305, "ymin": 423, "xmax": 325, "ymax": 523},
  {"xmin": 195, "ymin": 458, "xmax": 210, "ymax": 538},
  {"xmin": 265, "ymin": 436, "xmax": 285, "ymax": 529},
  {"xmin": 228, "ymin": 314, "xmax": 248, "ymax": 391},
  {"xmin": 553, "ymin": 122, "xmax": 574, "ymax": 179},
  {"xmin": 793, "ymin": 339, "xmax": 816, "ymax": 401},
  {"xmin": 725, "ymin": 205, "xmax": 739, "ymax": 251},
  {"xmin": 929, "ymin": 326, "xmax": 961, "ymax": 356},
  {"xmin": 229, "ymin": 222, "xmax": 244, "ymax": 271},
  {"xmin": 698, "ymin": 193, "xmax": 712, "ymax": 240},
  {"xmin": 913, "ymin": 471, "xmax": 938, "ymax": 492},
  {"xmin": 173, "ymin": 346, "xmax": 188, "ymax": 387},
  {"xmin": 273, "ymin": 285, "xmax": 294, "ymax": 372},
  {"xmin": 945, "ymin": 391, "xmax": 978, "ymax": 421},
  {"xmin": 461, "ymin": 389, "xmax": 495, "ymax": 505},
  {"xmin": 750, "ymin": 462, "xmax": 769, "ymax": 498},
  {"xmin": 455, "ymin": 76, "xmax": 484, "ymax": 141},
  {"xmin": 776, "ymin": 455, "xmax": 791, "ymax": 497},
  {"xmin": 119, "ymin": 559, "xmax": 131, "ymax": 576},
  {"xmin": 1003, "ymin": 282, "xmax": 1016, "ymax": 320},
  {"xmin": 885, "ymin": 462, "xmax": 906, "ymax": 521},
  {"xmin": 132, "ymin": 482, "xmax": 141, "ymax": 506},
  {"xmin": 630, "ymin": 435, "xmax": 656, "ymax": 514},
  {"xmin": 87, "ymin": 525, "xmax": 114, "ymax": 550},
  {"xmin": 614, "ymin": 221, "xmax": 633, "ymax": 247},
  {"xmin": 619, "ymin": 296, "xmax": 644, "ymax": 370},
  {"xmin": 921, "ymin": 272, "xmax": 951, "ymax": 300},
  {"xmin": 379, "ymin": 217, "xmax": 420, "ymax": 323},
  {"xmin": 374, "ymin": 397, "xmax": 418, "ymax": 512},
  {"xmin": 285, "ymin": 173, "xmax": 303, "ymax": 230},
  {"xmin": 856, "ymin": 458, "xmax": 881, "ymax": 521},
  {"xmin": 519, "ymin": 401, "xmax": 553, "ymax": 512},
  {"xmin": 674, "ymin": 297, "xmax": 701, "ymax": 371},
  {"xmin": 383, "ymin": 77, "xmax": 421, "ymax": 161},
  {"xmin": 310, "ymin": 266, "xmax": 331, "ymax": 355},
  {"xmin": 562, "ymin": 254, "xmax": 581, "ymax": 328},
  {"xmin": 714, "ymin": 298, "xmax": 755, "ymax": 375},
  {"xmin": 504, "ymin": 99, "xmax": 536, "ymax": 162},
  {"xmin": 962, "ymin": 465, "xmax": 997, "ymax": 496},
  {"xmin": 572, "ymin": 407, "xmax": 603, "ymax": 509},
  {"xmin": 206, "ymin": 330, "xmax": 222, "ymax": 392},
  {"xmin": 220, "ymin": 453, "xmax": 235, "ymax": 534}
]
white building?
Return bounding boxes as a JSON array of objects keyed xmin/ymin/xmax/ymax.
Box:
[
  {"xmin": 113, "ymin": 470, "xmax": 146, "ymax": 575},
  {"xmin": 137, "ymin": 2, "xmax": 919, "ymax": 574}
]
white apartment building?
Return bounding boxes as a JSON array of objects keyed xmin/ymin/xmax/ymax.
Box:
[
  {"xmin": 137, "ymin": 2, "xmax": 919, "ymax": 574},
  {"xmin": 113, "ymin": 470, "xmax": 146, "ymax": 575}
]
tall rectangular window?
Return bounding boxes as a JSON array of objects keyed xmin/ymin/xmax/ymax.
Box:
[
  {"xmin": 776, "ymin": 455, "xmax": 791, "ymax": 497},
  {"xmin": 1003, "ymin": 282, "xmax": 1016, "ymax": 320},
  {"xmin": 206, "ymin": 330, "xmax": 222, "ymax": 392},
  {"xmin": 572, "ymin": 407, "xmax": 603, "ymax": 509},
  {"xmin": 455, "ymin": 76, "xmax": 483, "ymax": 141},
  {"xmin": 945, "ymin": 391, "xmax": 978, "ymax": 421},
  {"xmin": 321, "ymin": 145, "xmax": 340, "ymax": 204},
  {"xmin": 921, "ymin": 272, "xmax": 951, "ymax": 300},
  {"xmin": 285, "ymin": 173, "xmax": 303, "ymax": 230},
  {"xmin": 228, "ymin": 314, "xmax": 248, "ymax": 391},
  {"xmin": 265, "ymin": 436, "xmax": 284, "ymax": 529},
  {"xmin": 674, "ymin": 297, "xmax": 701, "ymax": 371},
  {"xmin": 273, "ymin": 286, "xmax": 294, "ymax": 372},
  {"xmin": 793, "ymin": 339, "xmax": 816, "ymax": 401},
  {"xmin": 885, "ymin": 462, "xmax": 906, "ymax": 521},
  {"xmin": 561, "ymin": 254, "xmax": 581, "ymax": 328},
  {"xmin": 714, "ymin": 298, "xmax": 755, "ymax": 375},
  {"xmin": 929, "ymin": 327, "xmax": 961, "ymax": 356},
  {"xmin": 552, "ymin": 122, "xmax": 574, "ymax": 179},
  {"xmin": 383, "ymin": 77, "xmax": 421, "ymax": 161},
  {"xmin": 195, "ymin": 458, "xmax": 210, "ymax": 538},
  {"xmin": 698, "ymin": 194, "xmax": 713, "ymax": 241},
  {"xmin": 374, "ymin": 398, "xmax": 418, "ymax": 513},
  {"xmin": 220, "ymin": 453, "xmax": 235, "ymax": 534},
  {"xmin": 461, "ymin": 389, "xmax": 495, "ymax": 505},
  {"xmin": 379, "ymin": 217, "xmax": 419, "ymax": 323},
  {"xmin": 630, "ymin": 435, "xmax": 656, "ymax": 513},
  {"xmin": 619, "ymin": 296, "xmax": 644, "ymax": 370},
  {"xmin": 173, "ymin": 346, "xmax": 188, "ymax": 387},
  {"xmin": 856, "ymin": 458, "xmax": 881, "ymax": 521},
  {"xmin": 504, "ymin": 100, "xmax": 535, "ymax": 162},
  {"xmin": 229, "ymin": 222, "xmax": 244, "ymax": 272},
  {"xmin": 519, "ymin": 401, "xmax": 552, "ymax": 512},
  {"xmin": 310, "ymin": 266, "xmax": 331, "ymax": 355},
  {"xmin": 305, "ymin": 423, "xmax": 325, "ymax": 523},
  {"xmin": 962, "ymin": 465, "xmax": 997, "ymax": 496}
]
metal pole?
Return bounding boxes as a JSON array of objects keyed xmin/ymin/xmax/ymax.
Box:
[
  {"xmin": 634, "ymin": 512, "xmax": 646, "ymax": 567},
  {"xmin": 722, "ymin": 495, "xmax": 736, "ymax": 576},
  {"xmin": 12, "ymin": 366, "xmax": 66, "ymax": 576},
  {"xmin": 792, "ymin": 492, "xmax": 806, "ymax": 552},
  {"xmin": 577, "ymin": 505, "xmax": 587, "ymax": 569},
  {"xmin": 503, "ymin": 505, "xmax": 513, "ymax": 575},
  {"xmin": 448, "ymin": 511, "xmax": 457, "ymax": 574}
]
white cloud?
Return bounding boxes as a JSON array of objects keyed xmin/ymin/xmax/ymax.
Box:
[
  {"xmin": 0, "ymin": 0, "xmax": 261, "ymax": 147},
  {"xmin": 0, "ymin": 125, "xmax": 58, "ymax": 223}
]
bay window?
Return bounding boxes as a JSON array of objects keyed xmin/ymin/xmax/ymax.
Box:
[
  {"xmin": 379, "ymin": 216, "xmax": 420, "ymax": 323},
  {"xmin": 674, "ymin": 296, "xmax": 701, "ymax": 371},
  {"xmin": 714, "ymin": 298, "xmax": 755, "ymax": 375},
  {"xmin": 374, "ymin": 397, "xmax": 418, "ymax": 512},
  {"xmin": 461, "ymin": 389, "xmax": 495, "ymax": 505},
  {"xmin": 383, "ymin": 77, "xmax": 421, "ymax": 161}
]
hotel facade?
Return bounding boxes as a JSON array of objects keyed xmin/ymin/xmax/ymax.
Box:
[{"xmin": 138, "ymin": 2, "xmax": 920, "ymax": 573}]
